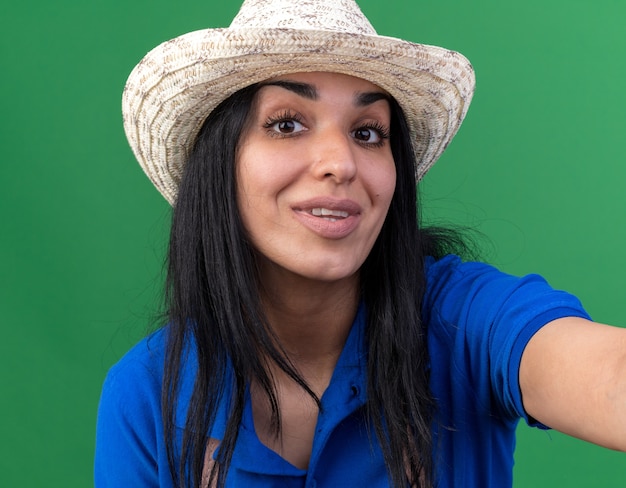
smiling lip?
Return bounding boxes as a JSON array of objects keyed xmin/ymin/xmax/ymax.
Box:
[{"xmin": 292, "ymin": 198, "xmax": 362, "ymax": 239}]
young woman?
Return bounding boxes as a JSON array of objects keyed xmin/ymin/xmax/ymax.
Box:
[{"xmin": 95, "ymin": 1, "xmax": 626, "ymax": 487}]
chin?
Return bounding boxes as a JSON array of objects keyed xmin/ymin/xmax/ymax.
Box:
[{"xmin": 295, "ymin": 262, "xmax": 361, "ymax": 284}]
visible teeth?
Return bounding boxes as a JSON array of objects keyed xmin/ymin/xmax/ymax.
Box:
[{"xmin": 311, "ymin": 208, "xmax": 349, "ymax": 218}]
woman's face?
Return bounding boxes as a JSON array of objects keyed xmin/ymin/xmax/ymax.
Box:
[{"xmin": 236, "ymin": 71, "xmax": 396, "ymax": 285}]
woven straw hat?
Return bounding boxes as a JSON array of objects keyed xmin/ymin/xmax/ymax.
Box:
[{"xmin": 123, "ymin": 0, "xmax": 475, "ymax": 205}]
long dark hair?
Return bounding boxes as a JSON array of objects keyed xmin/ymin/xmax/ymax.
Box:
[{"xmin": 163, "ymin": 81, "xmax": 462, "ymax": 488}]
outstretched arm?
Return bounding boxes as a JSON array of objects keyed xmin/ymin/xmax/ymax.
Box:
[{"xmin": 520, "ymin": 317, "xmax": 626, "ymax": 451}]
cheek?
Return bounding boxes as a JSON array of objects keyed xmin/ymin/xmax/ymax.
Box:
[
  {"xmin": 236, "ymin": 144, "xmax": 275, "ymax": 210},
  {"xmin": 235, "ymin": 148, "xmax": 263, "ymax": 233},
  {"xmin": 235, "ymin": 147, "xmax": 302, "ymax": 237},
  {"xmin": 237, "ymin": 167, "xmax": 293, "ymax": 216},
  {"xmin": 370, "ymin": 158, "xmax": 397, "ymax": 206}
]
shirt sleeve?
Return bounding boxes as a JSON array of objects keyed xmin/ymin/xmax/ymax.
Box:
[{"xmin": 424, "ymin": 255, "xmax": 591, "ymax": 427}]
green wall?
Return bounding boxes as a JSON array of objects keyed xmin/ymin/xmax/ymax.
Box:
[{"xmin": 1, "ymin": 0, "xmax": 624, "ymax": 485}]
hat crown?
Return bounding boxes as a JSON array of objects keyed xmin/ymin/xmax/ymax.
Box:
[{"xmin": 229, "ymin": 0, "xmax": 377, "ymax": 35}]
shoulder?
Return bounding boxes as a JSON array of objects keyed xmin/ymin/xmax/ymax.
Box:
[
  {"xmin": 105, "ymin": 328, "xmax": 168, "ymax": 390},
  {"xmin": 423, "ymin": 254, "xmax": 587, "ymax": 325},
  {"xmin": 425, "ymin": 254, "xmax": 540, "ymax": 294},
  {"xmin": 99, "ymin": 328, "xmax": 169, "ymax": 421},
  {"xmin": 98, "ymin": 326, "xmax": 226, "ymax": 432}
]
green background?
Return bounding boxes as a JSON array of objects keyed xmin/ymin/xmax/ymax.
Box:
[{"xmin": 1, "ymin": 0, "xmax": 624, "ymax": 486}]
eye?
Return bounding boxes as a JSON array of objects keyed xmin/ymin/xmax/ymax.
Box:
[
  {"xmin": 351, "ymin": 123, "xmax": 390, "ymax": 146},
  {"xmin": 263, "ymin": 110, "xmax": 307, "ymax": 137},
  {"xmin": 273, "ymin": 119, "xmax": 304, "ymax": 134},
  {"xmin": 353, "ymin": 128, "xmax": 379, "ymax": 143}
]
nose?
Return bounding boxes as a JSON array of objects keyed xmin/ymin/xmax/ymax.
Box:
[{"xmin": 311, "ymin": 127, "xmax": 357, "ymax": 183}]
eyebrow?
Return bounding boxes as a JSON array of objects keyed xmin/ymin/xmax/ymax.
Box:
[
  {"xmin": 261, "ymin": 79, "xmax": 390, "ymax": 107},
  {"xmin": 261, "ymin": 80, "xmax": 318, "ymax": 100},
  {"xmin": 355, "ymin": 91, "xmax": 390, "ymax": 107}
]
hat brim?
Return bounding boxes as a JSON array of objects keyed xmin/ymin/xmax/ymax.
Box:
[{"xmin": 123, "ymin": 27, "xmax": 475, "ymax": 205}]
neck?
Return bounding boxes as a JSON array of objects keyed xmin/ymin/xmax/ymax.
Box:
[{"xmin": 257, "ymin": 262, "xmax": 360, "ymax": 386}]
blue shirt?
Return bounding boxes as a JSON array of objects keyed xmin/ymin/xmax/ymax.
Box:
[{"xmin": 95, "ymin": 255, "xmax": 590, "ymax": 487}]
